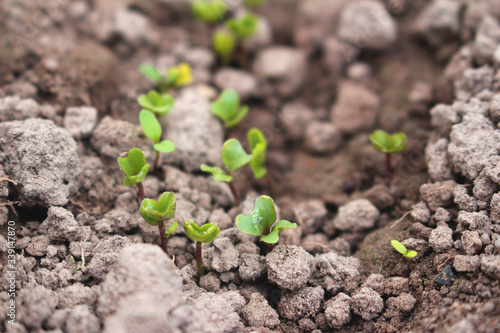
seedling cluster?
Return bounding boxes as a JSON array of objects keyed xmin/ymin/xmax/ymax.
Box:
[
  {"xmin": 391, "ymin": 240, "xmax": 417, "ymax": 269},
  {"xmin": 139, "ymin": 63, "xmax": 193, "ymax": 93}
]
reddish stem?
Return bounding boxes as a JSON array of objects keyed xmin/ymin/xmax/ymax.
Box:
[
  {"xmin": 137, "ymin": 183, "xmax": 145, "ymax": 202},
  {"xmin": 385, "ymin": 153, "xmax": 393, "ymax": 181},
  {"xmin": 153, "ymin": 150, "xmax": 160, "ymax": 172},
  {"xmin": 157, "ymin": 221, "xmax": 168, "ymax": 255},
  {"xmin": 196, "ymin": 241, "xmax": 205, "ymax": 276},
  {"xmin": 228, "ymin": 181, "xmax": 240, "ymax": 206}
]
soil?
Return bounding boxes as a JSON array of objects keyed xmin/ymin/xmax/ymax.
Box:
[{"xmin": 1, "ymin": 0, "xmax": 499, "ymax": 332}]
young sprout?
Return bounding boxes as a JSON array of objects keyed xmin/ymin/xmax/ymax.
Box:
[
  {"xmin": 138, "ymin": 63, "xmax": 192, "ymax": 93},
  {"xmin": 210, "ymin": 89, "xmax": 248, "ymax": 135},
  {"xmin": 391, "ymin": 240, "xmax": 417, "ymax": 270},
  {"xmin": 191, "ymin": 0, "xmax": 227, "ymax": 24},
  {"xmin": 118, "ymin": 148, "xmax": 150, "ymax": 201},
  {"xmin": 140, "ymin": 192, "xmax": 177, "ymax": 255},
  {"xmin": 213, "ymin": 29, "xmax": 236, "ymax": 66},
  {"xmin": 225, "ymin": 13, "xmax": 259, "ymax": 68},
  {"xmin": 247, "ymin": 128, "xmax": 267, "ymax": 179},
  {"xmin": 183, "ymin": 220, "xmax": 220, "ymax": 276},
  {"xmin": 139, "ymin": 110, "xmax": 176, "ymax": 171},
  {"xmin": 201, "ymin": 138, "xmax": 253, "ymax": 205},
  {"xmin": 137, "ymin": 90, "xmax": 174, "ymax": 116},
  {"xmin": 236, "ymin": 195, "xmax": 296, "ymax": 252},
  {"xmin": 369, "ymin": 130, "xmax": 407, "ymax": 181},
  {"xmin": 244, "ymin": 0, "xmax": 267, "ymax": 6}
]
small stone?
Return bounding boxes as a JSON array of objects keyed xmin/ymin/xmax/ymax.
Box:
[
  {"xmin": 333, "ymin": 199, "xmax": 380, "ymax": 232},
  {"xmin": 384, "ymin": 277, "xmax": 409, "ymax": 296},
  {"xmin": 278, "ymin": 286, "xmax": 324, "ymax": 320},
  {"xmin": 303, "ymin": 121, "xmax": 342, "ymax": 154},
  {"xmin": 294, "ymin": 199, "xmax": 328, "ymax": 234},
  {"xmin": 351, "ymin": 287, "xmax": 383, "ymax": 320},
  {"xmin": 419, "ymin": 180, "xmax": 456, "ymax": 211},
  {"xmin": 85, "ymin": 236, "xmax": 130, "ymax": 282},
  {"xmin": 26, "ymin": 236, "xmax": 50, "ymax": 257},
  {"xmin": 239, "ymin": 254, "xmax": 267, "ymax": 282},
  {"xmin": 65, "ymin": 305, "xmax": 100, "ymax": 333},
  {"xmin": 411, "ymin": 202, "xmax": 431, "ymax": 224},
  {"xmin": 429, "ymin": 225, "xmax": 454, "ymax": 253},
  {"xmin": 453, "ymin": 255, "xmax": 481, "ymax": 272},
  {"xmin": 241, "ymin": 293, "xmax": 280, "ymax": 328},
  {"xmin": 267, "ymin": 245, "xmax": 313, "ymax": 291},
  {"xmin": 454, "ymin": 185, "xmax": 478, "ymax": 212},
  {"xmin": 281, "ymin": 102, "xmax": 315, "ymax": 141},
  {"xmin": 64, "ymin": 106, "xmax": 98, "ymax": 139},
  {"xmin": 214, "ymin": 69, "xmax": 258, "ymax": 101},
  {"xmin": 480, "ymin": 255, "xmax": 500, "ymax": 279},
  {"xmin": 18, "ymin": 286, "xmax": 58, "ymax": 329},
  {"xmin": 461, "ymin": 230, "xmax": 482, "ymax": 255},
  {"xmin": 212, "ymin": 237, "xmax": 239, "ymax": 273},
  {"xmin": 384, "ymin": 293, "xmax": 416, "ymax": 318},
  {"xmin": 199, "ymin": 272, "xmax": 221, "ymax": 292},
  {"xmin": 426, "ymin": 139, "xmax": 453, "ymax": 181},
  {"xmin": 432, "ymin": 208, "xmax": 453, "ymax": 224},
  {"xmin": 39, "ymin": 207, "xmax": 82, "ymax": 242},
  {"xmin": 324, "ymin": 292, "xmax": 351, "ymax": 329},
  {"xmin": 435, "ymin": 265, "xmax": 454, "ymax": 285}
]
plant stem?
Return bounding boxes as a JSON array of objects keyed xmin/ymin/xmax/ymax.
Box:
[
  {"xmin": 228, "ymin": 181, "xmax": 240, "ymax": 206},
  {"xmin": 137, "ymin": 183, "xmax": 145, "ymax": 202},
  {"xmin": 405, "ymin": 257, "xmax": 414, "ymax": 270},
  {"xmin": 239, "ymin": 40, "xmax": 249, "ymax": 69},
  {"xmin": 153, "ymin": 150, "xmax": 160, "ymax": 172},
  {"xmin": 196, "ymin": 241, "xmax": 205, "ymax": 276},
  {"xmin": 157, "ymin": 220, "xmax": 169, "ymax": 255},
  {"xmin": 385, "ymin": 153, "xmax": 393, "ymax": 181},
  {"xmin": 267, "ymin": 243, "xmax": 275, "ymax": 254}
]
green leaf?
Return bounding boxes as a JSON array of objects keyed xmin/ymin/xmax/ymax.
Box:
[
  {"xmin": 221, "ymin": 139, "xmax": 252, "ymax": 172},
  {"xmin": 210, "ymin": 89, "xmax": 240, "ymax": 122},
  {"xmin": 225, "ymin": 106, "xmax": 248, "ymax": 129},
  {"xmin": 260, "ymin": 220, "xmax": 296, "ymax": 244},
  {"xmin": 139, "ymin": 64, "xmax": 163, "ymax": 84},
  {"xmin": 235, "ymin": 195, "xmax": 279, "ymax": 237},
  {"xmin": 226, "ymin": 14, "xmax": 259, "ymax": 39},
  {"xmin": 248, "ymin": 128, "xmax": 267, "ymax": 179},
  {"xmin": 140, "ymin": 192, "xmax": 176, "ymax": 226},
  {"xmin": 140, "ymin": 110, "xmax": 162, "ymax": 143},
  {"xmin": 118, "ymin": 148, "xmax": 150, "ymax": 186},
  {"xmin": 191, "ymin": 0, "xmax": 227, "ymax": 23},
  {"xmin": 138, "ymin": 91, "xmax": 175, "ymax": 116},
  {"xmin": 391, "ymin": 240, "xmax": 408, "ymax": 256},
  {"xmin": 183, "ymin": 220, "xmax": 220, "ymax": 243},
  {"xmin": 201, "ymin": 164, "xmax": 233, "ymax": 182},
  {"xmin": 165, "ymin": 221, "xmax": 178, "ymax": 239},
  {"xmin": 406, "ymin": 250, "xmax": 418, "ymax": 258},
  {"xmin": 154, "ymin": 140, "xmax": 175, "ymax": 153},
  {"xmin": 370, "ymin": 130, "xmax": 407, "ymax": 154},
  {"xmin": 213, "ymin": 30, "xmax": 236, "ymax": 66},
  {"xmin": 244, "ymin": 0, "xmax": 266, "ymax": 6}
]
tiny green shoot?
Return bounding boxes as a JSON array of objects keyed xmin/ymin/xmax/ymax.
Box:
[
  {"xmin": 118, "ymin": 148, "xmax": 150, "ymax": 201},
  {"xmin": 183, "ymin": 220, "xmax": 220, "ymax": 276},
  {"xmin": 201, "ymin": 138, "xmax": 253, "ymax": 205},
  {"xmin": 247, "ymin": 128, "xmax": 267, "ymax": 179},
  {"xmin": 369, "ymin": 130, "xmax": 407, "ymax": 181},
  {"xmin": 137, "ymin": 90, "xmax": 174, "ymax": 116},
  {"xmin": 225, "ymin": 13, "xmax": 259, "ymax": 68},
  {"xmin": 236, "ymin": 195, "xmax": 296, "ymax": 252},
  {"xmin": 210, "ymin": 89, "xmax": 248, "ymax": 132},
  {"xmin": 391, "ymin": 240, "xmax": 417, "ymax": 270},
  {"xmin": 191, "ymin": 0, "xmax": 227, "ymax": 24},
  {"xmin": 244, "ymin": 0, "xmax": 267, "ymax": 6},
  {"xmin": 213, "ymin": 29, "xmax": 236, "ymax": 66},
  {"xmin": 140, "ymin": 192, "xmax": 177, "ymax": 254},
  {"xmin": 139, "ymin": 63, "xmax": 193, "ymax": 93},
  {"xmin": 139, "ymin": 110, "xmax": 176, "ymax": 171}
]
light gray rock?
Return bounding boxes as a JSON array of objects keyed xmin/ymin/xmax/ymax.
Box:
[
  {"xmin": 426, "ymin": 139, "xmax": 453, "ymax": 181},
  {"xmin": 65, "ymin": 305, "xmax": 100, "ymax": 333},
  {"xmin": 63, "ymin": 106, "xmax": 98, "ymax": 139},
  {"xmin": 454, "ymin": 66, "xmax": 495, "ymax": 101},
  {"xmin": 57, "ymin": 283, "xmax": 96, "ymax": 309},
  {"xmin": 333, "ymin": 199, "xmax": 380, "ymax": 232},
  {"xmin": 325, "ymin": 292, "xmax": 351, "ymax": 329},
  {"xmin": 453, "ymin": 255, "xmax": 481, "ymax": 272},
  {"xmin": 0, "ymin": 119, "xmax": 79, "ymax": 207},
  {"xmin": 490, "ymin": 193, "xmax": 500, "ymax": 223},
  {"xmin": 337, "ymin": 0, "xmax": 397, "ymax": 51},
  {"xmin": 163, "ymin": 88, "xmax": 224, "ymax": 172},
  {"xmin": 454, "ymin": 185, "xmax": 478, "ymax": 212},
  {"xmin": 26, "ymin": 236, "xmax": 50, "ymax": 257},
  {"xmin": 39, "ymin": 207, "xmax": 82, "ymax": 242},
  {"xmin": 411, "ymin": 202, "xmax": 431, "ymax": 224},
  {"xmin": 351, "ymin": 287, "xmax": 383, "ymax": 320},
  {"xmin": 430, "ymin": 104, "xmax": 460, "ymax": 136},
  {"xmin": 189, "ymin": 292, "xmax": 244, "ymax": 332},
  {"xmin": 253, "ymin": 47, "xmax": 308, "ymax": 98},
  {"xmin": 384, "ymin": 293, "xmax": 416, "ymax": 318},
  {"xmin": 419, "ymin": 180, "xmax": 456, "ymax": 211},
  {"xmin": 281, "ymin": 102, "xmax": 315, "ymax": 141},
  {"xmin": 18, "ymin": 286, "xmax": 58, "ymax": 329},
  {"xmin": 267, "ymin": 245, "xmax": 313, "ymax": 291},
  {"xmin": 429, "ymin": 225, "xmax": 454, "ymax": 253},
  {"xmin": 411, "ymin": 0, "xmax": 462, "ymax": 47},
  {"xmin": 213, "ymin": 69, "xmax": 258, "ymax": 101},
  {"xmin": 303, "ymin": 121, "xmax": 342, "ymax": 154},
  {"xmin": 323, "ymin": 36, "xmax": 359, "ymax": 75},
  {"xmin": 462, "ymin": 230, "xmax": 482, "ymax": 255},
  {"xmin": 294, "ymin": 199, "xmax": 328, "ymax": 234},
  {"xmin": 278, "ymin": 286, "xmax": 324, "ymax": 321},
  {"xmin": 331, "ymin": 80, "xmax": 379, "ymax": 134},
  {"xmin": 239, "ymin": 254, "xmax": 266, "ymax": 282},
  {"xmin": 449, "ymin": 112, "xmax": 500, "ymax": 181},
  {"xmin": 85, "ymin": 236, "xmax": 130, "ymax": 282},
  {"xmin": 312, "ymin": 252, "xmax": 361, "ymax": 294},
  {"xmin": 472, "ymin": 15, "xmax": 500, "ymax": 65},
  {"xmin": 490, "ymin": 93, "xmax": 500, "ymax": 123},
  {"xmin": 212, "ymin": 237, "xmax": 239, "ymax": 273},
  {"xmin": 480, "ymin": 255, "xmax": 500, "ymax": 279},
  {"xmin": 0, "ymin": 96, "xmax": 41, "ymax": 122},
  {"xmin": 241, "ymin": 293, "xmax": 280, "ymax": 328}
]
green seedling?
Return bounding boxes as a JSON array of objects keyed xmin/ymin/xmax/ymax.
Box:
[
  {"xmin": 213, "ymin": 29, "xmax": 236, "ymax": 66},
  {"xmin": 183, "ymin": 220, "xmax": 220, "ymax": 276},
  {"xmin": 247, "ymin": 128, "xmax": 267, "ymax": 179},
  {"xmin": 226, "ymin": 13, "xmax": 259, "ymax": 68},
  {"xmin": 191, "ymin": 0, "xmax": 227, "ymax": 24},
  {"xmin": 201, "ymin": 138, "xmax": 253, "ymax": 205},
  {"xmin": 139, "ymin": 110, "xmax": 176, "ymax": 171},
  {"xmin": 236, "ymin": 195, "xmax": 296, "ymax": 252},
  {"xmin": 391, "ymin": 240, "xmax": 417, "ymax": 269},
  {"xmin": 244, "ymin": 0, "xmax": 267, "ymax": 6},
  {"xmin": 140, "ymin": 192, "xmax": 177, "ymax": 255},
  {"xmin": 118, "ymin": 148, "xmax": 150, "ymax": 201},
  {"xmin": 369, "ymin": 130, "xmax": 407, "ymax": 181},
  {"xmin": 210, "ymin": 89, "xmax": 248, "ymax": 132},
  {"xmin": 139, "ymin": 63, "xmax": 193, "ymax": 93},
  {"xmin": 137, "ymin": 90, "xmax": 174, "ymax": 116}
]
